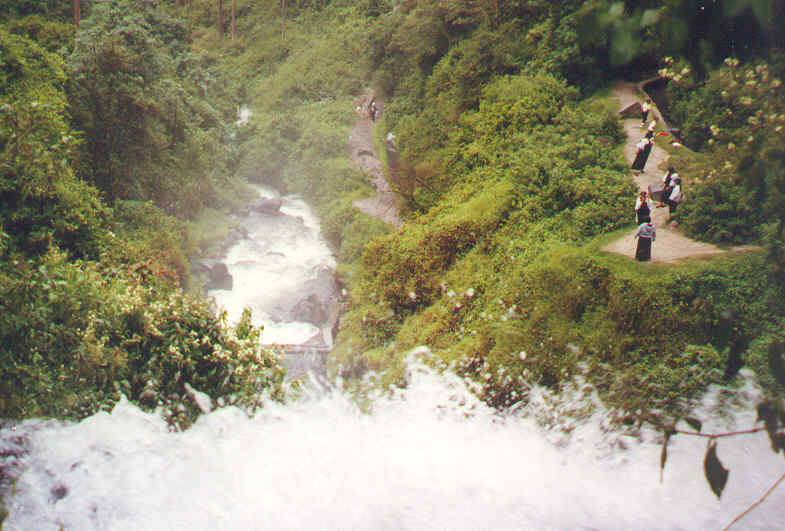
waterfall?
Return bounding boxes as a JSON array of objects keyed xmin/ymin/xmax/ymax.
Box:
[
  {"xmin": 1, "ymin": 357, "xmax": 783, "ymax": 530},
  {"xmin": 2, "ymin": 191, "xmax": 783, "ymax": 530}
]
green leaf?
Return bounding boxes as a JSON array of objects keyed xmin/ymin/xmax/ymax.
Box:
[
  {"xmin": 640, "ymin": 9, "xmax": 659, "ymax": 28},
  {"xmin": 684, "ymin": 416, "xmax": 703, "ymax": 432}
]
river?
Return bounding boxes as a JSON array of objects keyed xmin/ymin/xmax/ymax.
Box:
[{"xmin": 1, "ymin": 191, "xmax": 784, "ymax": 530}]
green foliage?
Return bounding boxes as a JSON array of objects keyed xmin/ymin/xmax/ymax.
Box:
[
  {"xmin": 67, "ymin": 0, "xmax": 236, "ymax": 215},
  {"xmin": 0, "ymin": 53, "xmax": 109, "ymax": 259},
  {"xmin": 0, "ymin": 2, "xmax": 293, "ymax": 424},
  {"xmin": 577, "ymin": 0, "xmax": 784, "ymax": 75},
  {"xmin": 6, "ymin": 15, "xmax": 76, "ymax": 53},
  {"xmin": 662, "ymin": 57, "xmax": 785, "ymax": 253},
  {"xmin": 0, "ymin": 248, "xmax": 286, "ymax": 424},
  {"xmin": 0, "ymin": 0, "xmax": 75, "ymax": 22}
]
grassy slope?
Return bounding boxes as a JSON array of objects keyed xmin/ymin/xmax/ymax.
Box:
[{"xmin": 216, "ymin": 1, "xmax": 784, "ymax": 423}]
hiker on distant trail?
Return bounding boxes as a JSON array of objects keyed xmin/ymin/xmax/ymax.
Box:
[
  {"xmin": 370, "ymin": 101, "xmax": 378, "ymax": 122},
  {"xmin": 634, "ymin": 220, "xmax": 656, "ymax": 261},
  {"xmin": 635, "ymin": 190, "xmax": 653, "ymax": 224},
  {"xmin": 631, "ymin": 137, "xmax": 653, "ymax": 173},
  {"xmin": 367, "ymin": 98, "xmax": 375, "ymax": 120},
  {"xmin": 657, "ymin": 167, "xmax": 677, "ymax": 207},
  {"xmin": 641, "ymin": 98, "xmax": 652, "ymax": 126},
  {"xmin": 667, "ymin": 176, "xmax": 682, "ymax": 215},
  {"xmin": 644, "ymin": 119, "xmax": 657, "ymax": 139}
]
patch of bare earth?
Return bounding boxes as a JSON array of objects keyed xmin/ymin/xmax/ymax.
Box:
[
  {"xmin": 348, "ymin": 91, "xmax": 401, "ymax": 228},
  {"xmin": 603, "ymin": 82, "xmax": 735, "ymax": 263}
]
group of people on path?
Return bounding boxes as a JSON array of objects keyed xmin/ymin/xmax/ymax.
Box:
[
  {"xmin": 354, "ymin": 98, "xmax": 380, "ymax": 122},
  {"xmin": 631, "ymin": 100, "xmax": 660, "ymax": 173},
  {"xmin": 633, "ymin": 167, "xmax": 682, "ymax": 261},
  {"xmin": 631, "ymin": 99, "xmax": 684, "ymax": 262}
]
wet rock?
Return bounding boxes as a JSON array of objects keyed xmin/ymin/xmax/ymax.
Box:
[
  {"xmin": 248, "ymin": 196, "xmax": 283, "ymax": 214},
  {"xmin": 50, "ymin": 483, "xmax": 68, "ymax": 502},
  {"xmin": 291, "ymin": 294, "xmax": 329, "ymax": 324},
  {"xmin": 268, "ymin": 266, "xmax": 339, "ymax": 326},
  {"xmin": 194, "ymin": 260, "xmax": 233, "ymax": 291},
  {"xmin": 619, "ymin": 101, "xmax": 642, "ymax": 118}
]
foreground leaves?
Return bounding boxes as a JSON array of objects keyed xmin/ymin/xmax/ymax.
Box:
[{"xmin": 704, "ymin": 439, "xmax": 730, "ymax": 499}]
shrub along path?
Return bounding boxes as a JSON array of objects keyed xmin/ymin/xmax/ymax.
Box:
[
  {"xmin": 603, "ymin": 82, "xmax": 728, "ymax": 263},
  {"xmin": 349, "ymin": 90, "xmax": 402, "ymax": 228}
]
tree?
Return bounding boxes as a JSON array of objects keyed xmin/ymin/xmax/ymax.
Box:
[
  {"xmin": 231, "ymin": 0, "xmax": 236, "ymax": 40},
  {"xmin": 73, "ymin": 0, "xmax": 80, "ymax": 26},
  {"xmin": 217, "ymin": 0, "xmax": 223, "ymax": 38}
]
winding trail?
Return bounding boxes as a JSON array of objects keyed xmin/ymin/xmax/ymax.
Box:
[
  {"xmin": 602, "ymin": 82, "xmax": 728, "ymax": 263},
  {"xmin": 348, "ymin": 91, "xmax": 402, "ymax": 228}
]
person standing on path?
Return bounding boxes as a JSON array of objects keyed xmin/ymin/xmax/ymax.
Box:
[
  {"xmin": 657, "ymin": 167, "xmax": 677, "ymax": 207},
  {"xmin": 634, "ymin": 220, "xmax": 656, "ymax": 261},
  {"xmin": 631, "ymin": 137, "xmax": 653, "ymax": 173},
  {"xmin": 667, "ymin": 176, "xmax": 682, "ymax": 215},
  {"xmin": 635, "ymin": 190, "xmax": 653, "ymax": 224},
  {"xmin": 645, "ymin": 119, "xmax": 657, "ymax": 139},
  {"xmin": 641, "ymin": 98, "xmax": 652, "ymax": 126}
]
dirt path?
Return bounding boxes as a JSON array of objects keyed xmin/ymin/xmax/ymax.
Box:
[
  {"xmin": 602, "ymin": 82, "xmax": 727, "ymax": 263},
  {"xmin": 348, "ymin": 91, "xmax": 402, "ymax": 228}
]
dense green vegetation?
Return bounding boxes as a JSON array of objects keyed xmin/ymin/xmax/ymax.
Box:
[
  {"xmin": 0, "ymin": 0, "xmax": 286, "ymax": 423},
  {"xmin": 1, "ymin": 0, "xmax": 784, "ymax": 434}
]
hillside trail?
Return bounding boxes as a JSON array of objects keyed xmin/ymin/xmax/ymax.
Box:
[
  {"xmin": 602, "ymin": 82, "xmax": 728, "ymax": 263},
  {"xmin": 348, "ymin": 90, "xmax": 402, "ymax": 228}
]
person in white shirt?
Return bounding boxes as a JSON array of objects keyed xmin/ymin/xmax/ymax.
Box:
[
  {"xmin": 667, "ymin": 177, "xmax": 682, "ymax": 214},
  {"xmin": 641, "ymin": 98, "xmax": 652, "ymax": 126},
  {"xmin": 645, "ymin": 119, "xmax": 657, "ymax": 138}
]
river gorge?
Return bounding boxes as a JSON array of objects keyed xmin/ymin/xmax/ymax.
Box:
[{"xmin": 1, "ymin": 191, "xmax": 784, "ymax": 530}]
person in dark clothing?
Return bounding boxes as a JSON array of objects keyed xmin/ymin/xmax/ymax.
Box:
[
  {"xmin": 635, "ymin": 190, "xmax": 653, "ymax": 224},
  {"xmin": 631, "ymin": 137, "xmax": 653, "ymax": 172},
  {"xmin": 657, "ymin": 167, "xmax": 677, "ymax": 207},
  {"xmin": 634, "ymin": 221, "xmax": 656, "ymax": 261}
]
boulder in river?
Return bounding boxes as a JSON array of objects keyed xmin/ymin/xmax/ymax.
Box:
[
  {"xmin": 193, "ymin": 259, "xmax": 233, "ymax": 290},
  {"xmin": 291, "ymin": 293, "xmax": 329, "ymax": 325},
  {"xmin": 268, "ymin": 266, "xmax": 339, "ymax": 326},
  {"xmin": 248, "ymin": 197, "xmax": 283, "ymax": 214}
]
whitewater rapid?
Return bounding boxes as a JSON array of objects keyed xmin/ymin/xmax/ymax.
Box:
[
  {"xmin": 206, "ymin": 186, "xmax": 337, "ymax": 346},
  {"xmin": 2, "ymin": 190, "xmax": 783, "ymax": 530},
  {"xmin": 1, "ymin": 357, "xmax": 784, "ymax": 530}
]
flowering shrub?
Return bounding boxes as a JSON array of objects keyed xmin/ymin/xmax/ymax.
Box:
[
  {"xmin": 0, "ymin": 249, "xmax": 286, "ymax": 426},
  {"xmin": 660, "ymin": 54, "xmax": 785, "ymax": 250}
]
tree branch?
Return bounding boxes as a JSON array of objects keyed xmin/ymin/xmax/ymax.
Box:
[
  {"xmin": 674, "ymin": 426, "xmax": 766, "ymax": 438},
  {"xmin": 723, "ymin": 470, "xmax": 785, "ymax": 530}
]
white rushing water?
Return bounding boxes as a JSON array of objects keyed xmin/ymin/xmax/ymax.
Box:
[
  {"xmin": 2, "ymin": 191, "xmax": 784, "ymax": 530},
  {"xmin": 1, "ymin": 358, "xmax": 784, "ymax": 530},
  {"xmin": 207, "ymin": 185, "xmax": 337, "ymax": 346}
]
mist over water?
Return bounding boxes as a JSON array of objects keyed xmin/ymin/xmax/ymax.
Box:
[
  {"xmin": 2, "ymin": 358, "xmax": 784, "ymax": 530},
  {"xmin": 207, "ymin": 186, "xmax": 337, "ymax": 346},
  {"xmin": 2, "ymin": 191, "xmax": 783, "ymax": 530}
]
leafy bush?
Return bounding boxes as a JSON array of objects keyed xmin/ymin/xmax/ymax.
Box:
[
  {"xmin": 663, "ymin": 57, "xmax": 785, "ymax": 251},
  {"xmin": 67, "ymin": 0, "xmax": 235, "ymax": 215},
  {"xmin": 0, "ymin": 38, "xmax": 109, "ymax": 260},
  {"xmin": 0, "ymin": 248, "xmax": 286, "ymax": 424}
]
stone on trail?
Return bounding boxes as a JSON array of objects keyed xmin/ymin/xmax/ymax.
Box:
[{"xmin": 619, "ymin": 101, "xmax": 642, "ymax": 118}]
